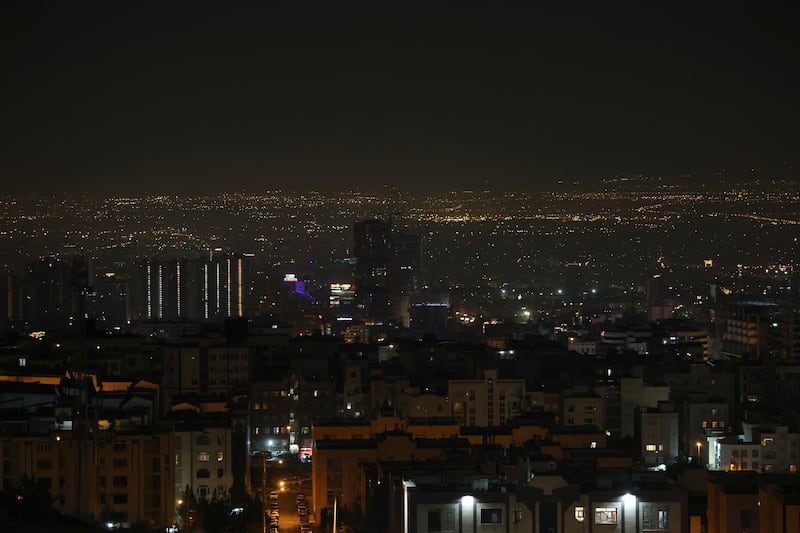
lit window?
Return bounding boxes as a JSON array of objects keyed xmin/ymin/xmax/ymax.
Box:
[
  {"xmin": 642, "ymin": 507, "xmax": 670, "ymax": 530},
  {"xmin": 646, "ymin": 444, "xmax": 657, "ymax": 452},
  {"xmin": 217, "ymin": 452, "xmax": 224, "ymax": 462},
  {"xmin": 575, "ymin": 506, "xmax": 585, "ymax": 522},
  {"xmin": 595, "ymin": 507, "xmax": 618, "ymax": 525},
  {"xmin": 198, "ymin": 451, "xmax": 210, "ymax": 462}
]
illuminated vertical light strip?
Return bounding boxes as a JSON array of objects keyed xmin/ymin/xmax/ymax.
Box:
[
  {"xmin": 226, "ymin": 258, "xmax": 232, "ymax": 317},
  {"xmin": 176, "ymin": 261, "xmax": 182, "ymax": 317},
  {"xmin": 146, "ymin": 262, "xmax": 152, "ymax": 318},
  {"xmin": 157, "ymin": 264, "xmax": 163, "ymax": 319},
  {"xmin": 215, "ymin": 262, "xmax": 220, "ymax": 316},
  {"xmin": 237, "ymin": 258, "xmax": 243, "ymax": 317},
  {"xmin": 203, "ymin": 264, "xmax": 209, "ymax": 319}
]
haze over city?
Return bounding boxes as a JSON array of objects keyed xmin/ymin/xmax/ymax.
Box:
[
  {"xmin": 2, "ymin": 5, "xmax": 800, "ymax": 533},
  {"xmin": 2, "ymin": 5, "xmax": 798, "ymax": 195}
]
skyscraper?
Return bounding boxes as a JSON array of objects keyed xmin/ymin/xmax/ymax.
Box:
[
  {"xmin": 353, "ymin": 219, "xmax": 420, "ymax": 326},
  {"xmin": 19, "ymin": 254, "xmax": 90, "ymax": 330},
  {"xmin": 134, "ymin": 252, "xmax": 250, "ymax": 322},
  {"xmin": 353, "ymin": 219, "xmax": 393, "ymax": 324}
]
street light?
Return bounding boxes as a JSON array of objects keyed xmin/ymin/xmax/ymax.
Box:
[{"xmin": 696, "ymin": 441, "xmax": 702, "ymax": 465}]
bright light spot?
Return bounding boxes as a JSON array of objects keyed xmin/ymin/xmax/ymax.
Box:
[
  {"xmin": 461, "ymin": 495, "xmax": 475, "ymax": 506},
  {"xmin": 622, "ymin": 493, "xmax": 636, "ymax": 506}
]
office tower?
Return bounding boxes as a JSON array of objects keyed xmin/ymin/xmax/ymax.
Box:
[
  {"xmin": 391, "ymin": 231, "xmax": 421, "ymax": 327},
  {"xmin": 1, "ymin": 268, "xmax": 18, "ymax": 328},
  {"xmin": 208, "ymin": 250, "xmax": 249, "ymax": 320},
  {"xmin": 353, "ymin": 219, "xmax": 421, "ymax": 326},
  {"xmin": 89, "ymin": 269, "xmax": 132, "ymax": 327},
  {"xmin": 135, "ymin": 252, "xmax": 250, "ymax": 322},
  {"xmin": 353, "ymin": 219, "xmax": 393, "ymax": 324},
  {"xmin": 19, "ymin": 254, "xmax": 90, "ymax": 330},
  {"xmin": 329, "ymin": 282, "xmax": 356, "ymax": 320}
]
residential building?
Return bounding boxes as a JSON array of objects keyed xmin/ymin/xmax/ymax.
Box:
[{"xmin": 449, "ymin": 369, "xmax": 525, "ymax": 427}]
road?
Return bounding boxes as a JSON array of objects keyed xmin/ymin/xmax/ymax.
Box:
[{"xmin": 276, "ymin": 485, "xmax": 313, "ymax": 533}]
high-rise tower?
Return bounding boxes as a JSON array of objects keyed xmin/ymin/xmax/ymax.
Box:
[{"xmin": 353, "ymin": 219, "xmax": 420, "ymax": 326}]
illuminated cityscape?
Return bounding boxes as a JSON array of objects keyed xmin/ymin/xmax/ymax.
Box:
[
  {"xmin": 2, "ymin": 179, "xmax": 800, "ymax": 532},
  {"xmin": 2, "ymin": 5, "xmax": 799, "ymax": 533}
]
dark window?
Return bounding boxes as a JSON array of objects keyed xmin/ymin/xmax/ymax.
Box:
[
  {"xmin": 426, "ymin": 508, "xmax": 455, "ymax": 532},
  {"xmin": 197, "ymin": 468, "xmax": 210, "ymax": 478},
  {"xmin": 112, "ymin": 476, "xmax": 127, "ymax": 488},
  {"xmin": 427, "ymin": 510, "xmax": 442, "ymax": 532},
  {"xmin": 642, "ymin": 506, "xmax": 670, "ymax": 530},
  {"xmin": 480, "ymin": 508, "xmax": 503, "ymax": 524},
  {"xmin": 741, "ymin": 509, "xmax": 757, "ymax": 529},
  {"xmin": 113, "ymin": 494, "xmax": 128, "ymax": 504}
]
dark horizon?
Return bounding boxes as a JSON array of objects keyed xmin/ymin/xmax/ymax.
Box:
[{"xmin": 2, "ymin": 6, "xmax": 798, "ymax": 196}]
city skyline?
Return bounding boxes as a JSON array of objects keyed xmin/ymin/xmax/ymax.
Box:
[{"xmin": 2, "ymin": 6, "xmax": 798, "ymax": 196}]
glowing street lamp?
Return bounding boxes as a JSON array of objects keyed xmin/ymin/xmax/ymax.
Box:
[{"xmin": 696, "ymin": 441, "xmax": 702, "ymax": 465}]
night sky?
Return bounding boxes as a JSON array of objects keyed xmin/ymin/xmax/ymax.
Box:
[{"xmin": 2, "ymin": 5, "xmax": 798, "ymax": 195}]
